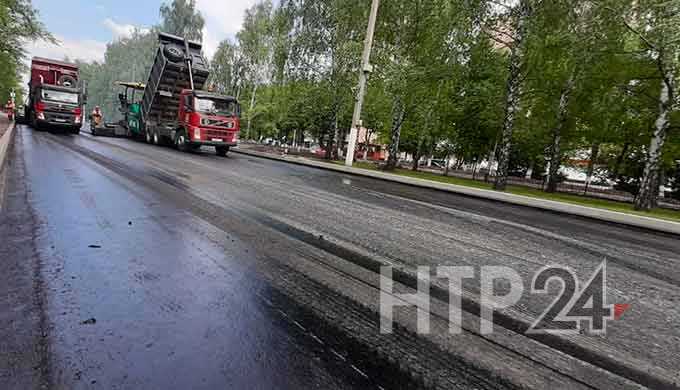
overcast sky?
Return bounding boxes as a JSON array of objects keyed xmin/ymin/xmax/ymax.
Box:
[{"xmin": 25, "ymin": 0, "xmax": 259, "ymax": 64}]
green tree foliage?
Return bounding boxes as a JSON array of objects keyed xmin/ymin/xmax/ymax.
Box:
[
  {"xmin": 209, "ymin": 39, "xmax": 243, "ymax": 97},
  {"xmin": 38, "ymin": 0, "xmax": 680, "ymax": 211},
  {"xmin": 209, "ymin": 0, "xmax": 678, "ymax": 209},
  {"xmin": 0, "ymin": 0, "xmax": 53, "ymax": 102},
  {"xmin": 159, "ymin": 0, "xmax": 205, "ymax": 41}
]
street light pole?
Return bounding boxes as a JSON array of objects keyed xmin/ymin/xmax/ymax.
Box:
[{"xmin": 345, "ymin": 0, "xmax": 380, "ymax": 167}]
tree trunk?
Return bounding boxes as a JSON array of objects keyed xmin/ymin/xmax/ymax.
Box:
[
  {"xmin": 325, "ymin": 131, "xmax": 334, "ymax": 160},
  {"xmin": 493, "ymin": 0, "xmax": 531, "ymax": 191},
  {"xmin": 635, "ymin": 71, "xmax": 674, "ymax": 211},
  {"xmin": 613, "ymin": 142, "xmax": 630, "ymax": 181},
  {"xmin": 326, "ymin": 111, "xmax": 339, "ymax": 160},
  {"xmin": 363, "ymin": 129, "xmax": 372, "ymax": 160},
  {"xmin": 331, "ymin": 109, "xmax": 340, "ymax": 159},
  {"xmin": 545, "ymin": 76, "xmax": 575, "ymax": 193},
  {"xmin": 384, "ymin": 97, "xmax": 406, "ymax": 171},
  {"xmin": 525, "ymin": 161, "xmax": 534, "ymax": 180},
  {"xmin": 246, "ymin": 83, "xmax": 258, "ymax": 140},
  {"xmin": 485, "ymin": 138, "xmax": 499, "ymax": 183},
  {"xmin": 584, "ymin": 142, "xmax": 600, "ymax": 195},
  {"xmin": 412, "ymin": 135, "xmax": 425, "ymax": 171}
]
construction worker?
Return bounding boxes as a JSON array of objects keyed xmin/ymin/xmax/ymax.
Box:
[
  {"xmin": 90, "ymin": 106, "xmax": 103, "ymax": 127},
  {"xmin": 5, "ymin": 99, "xmax": 15, "ymax": 121}
]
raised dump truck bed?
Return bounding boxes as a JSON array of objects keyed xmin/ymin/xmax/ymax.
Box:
[{"xmin": 141, "ymin": 32, "xmax": 209, "ymax": 131}]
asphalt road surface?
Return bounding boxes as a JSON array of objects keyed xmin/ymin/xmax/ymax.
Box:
[{"xmin": 1, "ymin": 125, "xmax": 679, "ymax": 390}]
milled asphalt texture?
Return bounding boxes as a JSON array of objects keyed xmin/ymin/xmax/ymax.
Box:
[{"xmin": 1, "ymin": 124, "xmax": 679, "ymax": 389}]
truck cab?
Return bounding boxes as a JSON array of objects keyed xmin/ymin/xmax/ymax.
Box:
[
  {"xmin": 30, "ymin": 85, "xmax": 83, "ymax": 131},
  {"xmin": 28, "ymin": 57, "xmax": 85, "ymax": 133},
  {"xmin": 177, "ymin": 89, "xmax": 240, "ymax": 155}
]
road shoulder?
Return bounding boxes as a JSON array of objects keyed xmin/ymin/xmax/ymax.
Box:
[{"xmin": 0, "ymin": 128, "xmax": 50, "ymax": 390}]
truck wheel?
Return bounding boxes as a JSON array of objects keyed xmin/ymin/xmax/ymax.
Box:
[
  {"xmin": 164, "ymin": 45, "xmax": 184, "ymax": 63},
  {"xmin": 58, "ymin": 75, "xmax": 77, "ymax": 87},
  {"xmin": 71, "ymin": 127, "xmax": 80, "ymax": 135},
  {"xmin": 153, "ymin": 132, "xmax": 160, "ymax": 145},
  {"xmin": 176, "ymin": 133, "xmax": 190, "ymax": 152},
  {"xmin": 215, "ymin": 146, "xmax": 229, "ymax": 157},
  {"xmin": 145, "ymin": 131, "xmax": 152, "ymax": 143},
  {"xmin": 31, "ymin": 114, "xmax": 42, "ymax": 131}
]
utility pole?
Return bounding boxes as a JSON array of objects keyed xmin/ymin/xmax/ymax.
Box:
[{"xmin": 345, "ymin": 0, "xmax": 380, "ymax": 167}]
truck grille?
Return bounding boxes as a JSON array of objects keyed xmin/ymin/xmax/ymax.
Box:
[
  {"xmin": 45, "ymin": 112, "xmax": 74, "ymax": 123},
  {"xmin": 205, "ymin": 129, "xmax": 229, "ymax": 138}
]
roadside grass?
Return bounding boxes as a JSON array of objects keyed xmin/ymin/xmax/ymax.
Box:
[{"xmin": 331, "ymin": 160, "xmax": 680, "ymax": 222}]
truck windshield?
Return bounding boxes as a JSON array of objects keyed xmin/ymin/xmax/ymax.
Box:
[
  {"xmin": 42, "ymin": 90, "xmax": 78, "ymax": 104},
  {"xmin": 195, "ymin": 98, "xmax": 238, "ymax": 117}
]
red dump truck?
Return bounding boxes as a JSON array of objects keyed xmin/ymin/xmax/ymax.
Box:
[
  {"xmin": 26, "ymin": 57, "xmax": 86, "ymax": 133},
  {"xmin": 138, "ymin": 33, "xmax": 240, "ymax": 156}
]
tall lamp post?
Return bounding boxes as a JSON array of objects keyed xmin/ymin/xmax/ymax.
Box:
[{"xmin": 345, "ymin": 0, "xmax": 380, "ymax": 167}]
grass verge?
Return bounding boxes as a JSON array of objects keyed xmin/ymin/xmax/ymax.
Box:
[{"xmin": 331, "ymin": 160, "xmax": 680, "ymax": 223}]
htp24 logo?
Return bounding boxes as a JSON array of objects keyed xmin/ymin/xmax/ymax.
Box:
[
  {"xmin": 528, "ymin": 261, "xmax": 630, "ymax": 334},
  {"xmin": 380, "ymin": 261, "xmax": 631, "ymax": 335}
]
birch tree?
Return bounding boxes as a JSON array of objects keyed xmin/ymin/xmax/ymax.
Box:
[
  {"xmin": 531, "ymin": 1, "xmax": 598, "ymax": 193},
  {"xmin": 493, "ymin": 0, "xmax": 535, "ymax": 191},
  {"xmin": 618, "ymin": 0, "xmax": 680, "ymax": 210},
  {"xmin": 237, "ymin": 1, "xmax": 275, "ymax": 140},
  {"xmin": 210, "ymin": 40, "xmax": 244, "ymax": 98}
]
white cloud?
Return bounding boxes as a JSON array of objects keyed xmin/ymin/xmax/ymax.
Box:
[
  {"xmin": 196, "ymin": 0, "xmax": 258, "ymax": 37},
  {"xmin": 103, "ymin": 18, "xmax": 150, "ymax": 40},
  {"xmin": 26, "ymin": 35, "xmax": 107, "ymax": 63},
  {"xmin": 201, "ymin": 26, "xmax": 220, "ymax": 60},
  {"xmin": 195, "ymin": 0, "xmax": 258, "ymax": 59}
]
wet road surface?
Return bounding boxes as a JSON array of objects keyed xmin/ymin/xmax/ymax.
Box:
[{"xmin": 1, "ymin": 125, "xmax": 680, "ymax": 389}]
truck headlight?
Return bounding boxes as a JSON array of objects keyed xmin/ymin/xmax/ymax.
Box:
[{"xmin": 193, "ymin": 128, "xmax": 201, "ymax": 140}]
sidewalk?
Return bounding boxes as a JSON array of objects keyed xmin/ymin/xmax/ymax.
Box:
[
  {"xmin": 0, "ymin": 113, "xmax": 16, "ymax": 180},
  {"xmin": 233, "ymin": 144, "xmax": 680, "ymax": 235}
]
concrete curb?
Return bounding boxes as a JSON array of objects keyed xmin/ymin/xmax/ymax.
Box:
[
  {"xmin": 0, "ymin": 120, "xmax": 15, "ymax": 174},
  {"xmin": 233, "ymin": 147, "xmax": 680, "ymax": 236},
  {"xmin": 0, "ymin": 120, "xmax": 16, "ymax": 211}
]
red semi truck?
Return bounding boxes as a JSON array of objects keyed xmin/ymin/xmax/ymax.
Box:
[{"xmin": 26, "ymin": 57, "xmax": 86, "ymax": 133}]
